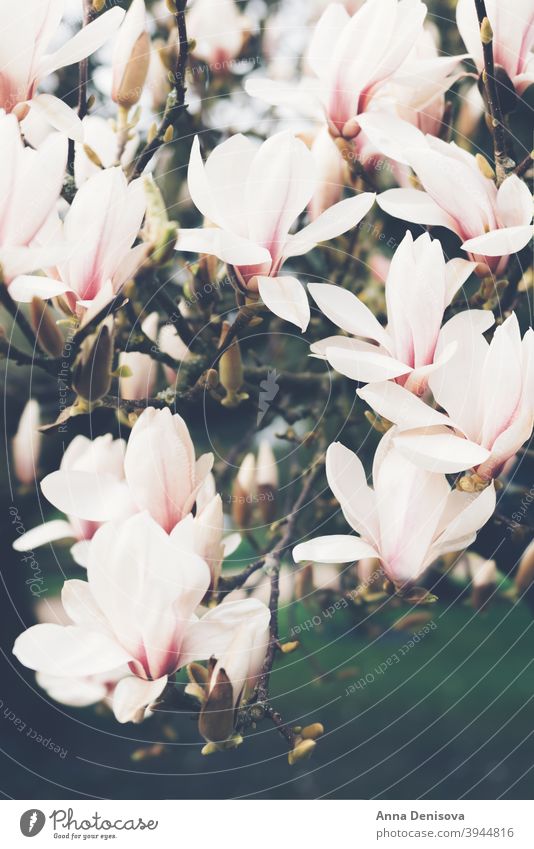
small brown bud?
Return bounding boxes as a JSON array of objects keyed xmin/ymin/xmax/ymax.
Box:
[
  {"xmin": 280, "ymin": 641, "xmax": 300, "ymax": 654},
  {"xmin": 219, "ymin": 321, "xmax": 248, "ymax": 407},
  {"xmin": 480, "ymin": 17, "xmax": 493, "ymax": 44},
  {"xmin": 72, "ymin": 318, "xmax": 114, "ymax": 403},
  {"xmin": 30, "ymin": 297, "xmax": 64, "ymax": 357}
]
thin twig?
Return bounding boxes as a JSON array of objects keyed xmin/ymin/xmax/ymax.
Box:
[
  {"xmin": 217, "ymin": 557, "xmax": 266, "ymax": 594},
  {"xmin": 473, "ymin": 0, "xmax": 515, "ymax": 184},
  {"xmin": 128, "ymin": 0, "xmax": 189, "ymax": 180}
]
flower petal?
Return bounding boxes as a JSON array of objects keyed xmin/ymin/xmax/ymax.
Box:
[
  {"xmin": 13, "ymin": 623, "xmax": 131, "ymax": 677},
  {"xmin": 308, "ymin": 282, "xmax": 392, "ymax": 349},
  {"xmin": 293, "ymin": 535, "xmax": 379, "ymax": 564},
  {"xmin": 176, "ymin": 227, "xmax": 271, "ymax": 266},
  {"xmin": 113, "ymin": 675, "xmax": 168, "ymax": 723},
  {"xmin": 12, "ymin": 520, "xmax": 75, "ymax": 552},
  {"xmin": 257, "ymin": 275, "xmax": 310, "ymax": 331},
  {"xmin": 393, "ymin": 430, "xmax": 491, "ymax": 473},
  {"xmin": 462, "ymin": 225, "xmax": 533, "ymax": 256},
  {"xmin": 284, "ymin": 192, "xmax": 376, "ymax": 259},
  {"xmin": 377, "ymin": 187, "xmax": 459, "ymax": 232}
]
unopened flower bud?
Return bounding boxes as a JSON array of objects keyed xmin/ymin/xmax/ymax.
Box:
[
  {"xmin": 280, "ymin": 640, "xmax": 300, "ymax": 654},
  {"xmin": 30, "ymin": 297, "xmax": 64, "ymax": 357},
  {"xmin": 300, "ymin": 723, "xmax": 324, "ymax": 740},
  {"xmin": 480, "ymin": 16, "xmax": 493, "ymax": 45},
  {"xmin": 72, "ymin": 318, "xmax": 114, "ymax": 403},
  {"xmin": 288, "ymin": 738, "xmax": 316, "ymax": 765},
  {"xmin": 219, "ymin": 321, "xmax": 248, "ymax": 407},
  {"xmin": 112, "ymin": 0, "xmax": 150, "ymax": 109},
  {"xmin": 232, "ymin": 452, "xmax": 256, "ymax": 527},
  {"xmin": 12, "ymin": 400, "xmax": 41, "ymax": 486}
]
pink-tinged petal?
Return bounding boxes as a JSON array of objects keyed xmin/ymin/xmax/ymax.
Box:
[
  {"xmin": 326, "ymin": 442, "xmax": 379, "ymax": 547},
  {"xmin": 437, "ymin": 309, "xmax": 495, "ymax": 355},
  {"xmin": 87, "ymin": 514, "xmax": 210, "ymax": 675},
  {"xmin": 12, "ymin": 520, "xmax": 75, "ymax": 552},
  {"xmin": 41, "ymin": 470, "xmax": 129, "ymax": 523},
  {"xmin": 13, "ymin": 623, "xmax": 131, "ymax": 677},
  {"xmin": 8, "ymin": 276, "xmax": 71, "ymax": 302},
  {"xmin": 377, "ymin": 187, "xmax": 459, "ymax": 232},
  {"xmin": 70, "ymin": 540, "xmax": 90, "ymax": 568},
  {"xmin": 326, "ymin": 344, "xmax": 412, "ymax": 382},
  {"xmin": 187, "ymin": 135, "xmax": 218, "ymax": 224},
  {"xmin": 293, "ymin": 534, "xmax": 379, "ymax": 564},
  {"xmin": 113, "ymin": 675, "xmax": 168, "ymax": 723},
  {"xmin": 176, "ymin": 227, "xmax": 271, "ymax": 267},
  {"xmin": 308, "ymin": 282, "xmax": 392, "ymax": 349},
  {"xmin": 245, "ymin": 132, "xmax": 316, "ymax": 254},
  {"xmin": 30, "ymin": 94, "xmax": 84, "ymax": 142},
  {"xmin": 111, "ymin": 0, "xmax": 147, "ymax": 102},
  {"xmin": 257, "ymin": 275, "xmax": 310, "ymax": 331},
  {"xmin": 393, "ymin": 430, "xmax": 491, "ymax": 473},
  {"xmin": 36, "ymin": 671, "xmax": 110, "ymax": 708},
  {"xmin": 310, "ymin": 334, "xmax": 370, "ymax": 358},
  {"xmin": 496, "ymin": 175, "xmax": 533, "ymax": 228},
  {"xmin": 356, "ymin": 112, "xmax": 426, "ymax": 165},
  {"xmin": 307, "ymin": 3, "xmax": 350, "ymax": 78},
  {"xmin": 357, "ymin": 381, "xmax": 460, "ymax": 431},
  {"xmin": 38, "ymin": 6, "xmax": 126, "ymax": 78},
  {"xmin": 284, "ymin": 192, "xmax": 376, "ymax": 259},
  {"xmin": 462, "ymin": 225, "xmax": 533, "ymax": 257},
  {"xmin": 181, "ymin": 598, "xmax": 270, "ymax": 666}
]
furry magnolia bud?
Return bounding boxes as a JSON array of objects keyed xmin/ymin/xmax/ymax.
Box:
[
  {"xmin": 72, "ymin": 319, "xmax": 114, "ymax": 403},
  {"xmin": 30, "ymin": 297, "xmax": 64, "ymax": 357},
  {"xmin": 219, "ymin": 321, "xmax": 248, "ymax": 407}
]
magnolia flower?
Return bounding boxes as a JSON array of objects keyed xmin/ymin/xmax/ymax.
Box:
[
  {"xmin": 0, "ymin": 1, "xmax": 124, "ymax": 139},
  {"xmin": 176, "ymin": 132, "xmax": 375, "ymax": 330},
  {"xmin": 293, "ymin": 435, "xmax": 496, "ymax": 587},
  {"xmin": 309, "ymin": 231, "xmax": 481, "ymax": 392},
  {"xmin": 13, "ymin": 512, "xmax": 270, "ymax": 723},
  {"xmin": 357, "ymin": 313, "xmax": 534, "ymax": 479},
  {"xmin": 12, "ymin": 400, "xmax": 41, "ymax": 486},
  {"xmin": 457, "ymin": 0, "xmax": 534, "ymax": 95},
  {"xmin": 376, "ymin": 136, "xmax": 533, "ymax": 273},
  {"xmin": 123, "ymin": 406, "xmax": 214, "ymax": 533},
  {"xmin": 10, "ymin": 167, "xmax": 147, "ymax": 311},
  {"xmin": 0, "ymin": 112, "xmax": 67, "ymax": 284},
  {"xmin": 246, "ymin": 1, "xmax": 427, "ymax": 140},
  {"xmin": 112, "ymin": 0, "xmax": 150, "ymax": 109},
  {"xmin": 119, "ymin": 312, "xmax": 159, "ymax": 401},
  {"xmin": 12, "ymin": 434, "xmax": 132, "ymax": 563},
  {"xmin": 36, "ymin": 668, "xmax": 127, "ymax": 710},
  {"xmin": 187, "ymin": 0, "xmax": 251, "ymax": 68}
]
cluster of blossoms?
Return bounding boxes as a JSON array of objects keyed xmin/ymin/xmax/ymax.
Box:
[{"xmin": 5, "ymin": 0, "xmax": 534, "ymax": 762}]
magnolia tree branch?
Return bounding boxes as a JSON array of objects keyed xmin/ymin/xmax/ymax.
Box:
[
  {"xmin": 473, "ymin": 0, "xmax": 515, "ymax": 184},
  {"xmin": 129, "ymin": 0, "xmax": 190, "ymax": 180}
]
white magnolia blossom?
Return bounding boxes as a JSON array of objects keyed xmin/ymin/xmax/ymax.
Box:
[
  {"xmin": 74, "ymin": 115, "xmax": 138, "ymax": 187},
  {"xmin": 10, "ymin": 167, "xmax": 148, "ymax": 312},
  {"xmin": 187, "ymin": 0, "xmax": 251, "ymax": 67},
  {"xmin": 176, "ymin": 131, "xmax": 375, "ymax": 330},
  {"xmin": 0, "ymin": 0, "xmax": 124, "ymax": 139},
  {"xmin": 309, "ymin": 231, "xmax": 481, "ymax": 392},
  {"xmin": 293, "ymin": 435, "xmax": 496, "ymax": 587},
  {"xmin": 0, "ymin": 111, "xmax": 67, "ymax": 284},
  {"xmin": 358, "ymin": 313, "xmax": 534, "ymax": 479},
  {"xmin": 13, "ymin": 512, "xmax": 270, "ymax": 723},
  {"xmin": 457, "ymin": 0, "xmax": 534, "ymax": 95},
  {"xmin": 111, "ymin": 0, "xmax": 150, "ymax": 109},
  {"xmin": 375, "ymin": 135, "xmax": 533, "ymax": 273}
]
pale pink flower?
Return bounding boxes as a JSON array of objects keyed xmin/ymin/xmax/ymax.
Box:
[
  {"xmin": 12, "ymin": 433, "xmax": 133, "ymax": 563},
  {"xmin": 293, "ymin": 435, "xmax": 496, "ymax": 587},
  {"xmin": 308, "ymin": 127, "xmax": 346, "ymax": 221},
  {"xmin": 0, "ymin": 0, "xmax": 124, "ymax": 138},
  {"xmin": 358, "ymin": 313, "xmax": 534, "ymax": 479},
  {"xmin": 74, "ymin": 115, "xmax": 138, "ymax": 187},
  {"xmin": 10, "ymin": 167, "xmax": 148, "ymax": 311},
  {"xmin": 457, "ymin": 0, "xmax": 534, "ymax": 94},
  {"xmin": 13, "ymin": 512, "xmax": 269, "ymax": 723},
  {"xmin": 0, "ymin": 112, "xmax": 67, "ymax": 284},
  {"xmin": 176, "ymin": 132, "xmax": 375, "ymax": 330},
  {"xmin": 377, "ymin": 136, "xmax": 533, "ymax": 274},
  {"xmin": 309, "ymin": 231, "xmax": 481, "ymax": 392},
  {"xmin": 123, "ymin": 407, "xmax": 214, "ymax": 533},
  {"xmin": 12, "ymin": 400, "xmax": 41, "ymax": 486},
  {"xmin": 187, "ymin": 0, "xmax": 251, "ymax": 68}
]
